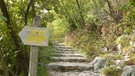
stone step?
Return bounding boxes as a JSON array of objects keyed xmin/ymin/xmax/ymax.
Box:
[
  {"xmin": 48, "ymin": 62, "xmax": 93, "ymax": 72},
  {"xmin": 53, "ymin": 57, "xmax": 88, "ymax": 62},
  {"xmin": 55, "ymin": 48, "xmax": 75, "ymax": 51},
  {"xmin": 55, "ymin": 47, "xmax": 75, "ymax": 51},
  {"xmin": 54, "ymin": 43, "xmax": 65, "ymax": 46},
  {"xmin": 54, "ymin": 50, "xmax": 76, "ymax": 54},
  {"xmin": 49, "ymin": 71, "xmax": 95, "ymax": 76},
  {"xmin": 60, "ymin": 49, "xmax": 75, "ymax": 51},
  {"xmin": 54, "ymin": 45, "xmax": 73, "ymax": 49},
  {"xmin": 54, "ymin": 53, "xmax": 85, "ymax": 57}
]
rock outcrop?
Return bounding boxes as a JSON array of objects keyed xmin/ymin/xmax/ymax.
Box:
[{"xmin": 121, "ymin": 65, "xmax": 135, "ymax": 76}]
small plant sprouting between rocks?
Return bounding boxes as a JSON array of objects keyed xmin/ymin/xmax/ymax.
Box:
[{"xmin": 100, "ymin": 66, "xmax": 122, "ymax": 76}]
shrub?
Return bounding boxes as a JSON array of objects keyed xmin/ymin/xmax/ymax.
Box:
[
  {"xmin": 101, "ymin": 66, "xmax": 122, "ymax": 76},
  {"xmin": 37, "ymin": 45, "xmax": 55, "ymax": 76}
]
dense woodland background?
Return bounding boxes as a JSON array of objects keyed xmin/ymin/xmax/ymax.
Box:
[{"xmin": 0, "ymin": 0, "xmax": 135, "ymax": 76}]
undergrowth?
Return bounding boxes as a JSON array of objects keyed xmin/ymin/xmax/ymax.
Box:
[
  {"xmin": 37, "ymin": 45, "xmax": 55, "ymax": 76},
  {"xmin": 101, "ymin": 66, "xmax": 122, "ymax": 76},
  {"xmin": 64, "ymin": 25, "xmax": 102, "ymax": 60}
]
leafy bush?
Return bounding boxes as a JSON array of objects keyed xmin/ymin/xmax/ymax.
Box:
[
  {"xmin": 101, "ymin": 66, "xmax": 122, "ymax": 76},
  {"xmin": 114, "ymin": 54, "xmax": 123, "ymax": 60},
  {"xmin": 47, "ymin": 18, "xmax": 69, "ymax": 42},
  {"xmin": 37, "ymin": 45, "xmax": 55, "ymax": 76}
]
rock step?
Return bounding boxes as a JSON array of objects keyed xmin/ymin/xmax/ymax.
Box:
[
  {"xmin": 49, "ymin": 71, "xmax": 95, "ymax": 76},
  {"xmin": 54, "ymin": 45, "xmax": 73, "ymax": 49},
  {"xmin": 53, "ymin": 57, "xmax": 88, "ymax": 62},
  {"xmin": 59, "ymin": 49, "xmax": 76, "ymax": 51},
  {"xmin": 54, "ymin": 53, "xmax": 85, "ymax": 57},
  {"xmin": 48, "ymin": 62, "xmax": 93, "ymax": 72},
  {"xmin": 54, "ymin": 51, "xmax": 76, "ymax": 54},
  {"xmin": 53, "ymin": 43, "xmax": 65, "ymax": 46},
  {"xmin": 55, "ymin": 48, "xmax": 75, "ymax": 51}
]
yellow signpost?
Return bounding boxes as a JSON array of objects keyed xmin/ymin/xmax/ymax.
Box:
[
  {"xmin": 19, "ymin": 16, "xmax": 49, "ymax": 76},
  {"xmin": 19, "ymin": 26, "xmax": 49, "ymax": 46}
]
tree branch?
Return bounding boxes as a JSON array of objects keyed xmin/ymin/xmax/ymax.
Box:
[
  {"xmin": 0, "ymin": 0, "xmax": 20, "ymax": 50},
  {"xmin": 0, "ymin": 0, "xmax": 11, "ymax": 26},
  {"xmin": 75, "ymin": 0, "xmax": 85, "ymax": 26},
  {"xmin": 25, "ymin": 0, "xmax": 35, "ymax": 25},
  {"xmin": 106, "ymin": 0, "xmax": 120, "ymax": 23}
]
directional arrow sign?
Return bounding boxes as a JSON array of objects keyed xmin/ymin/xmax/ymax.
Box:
[{"xmin": 19, "ymin": 26, "xmax": 49, "ymax": 46}]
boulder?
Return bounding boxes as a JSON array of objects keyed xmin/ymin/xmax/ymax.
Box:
[
  {"xmin": 89, "ymin": 57, "xmax": 106, "ymax": 72},
  {"xmin": 121, "ymin": 65, "xmax": 135, "ymax": 76}
]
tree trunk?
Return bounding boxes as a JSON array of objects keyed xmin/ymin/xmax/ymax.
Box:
[
  {"xmin": 25, "ymin": 0, "xmax": 35, "ymax": 25},
  {"xmin": 32, "ymin": 2, "xmax": 36, "ymax": 17},
  {"xmin": 0, "ymin": 0, "xmax": 29, "ymax": 75},
  {"xmin": 106, "ymin": 0, "xmax": 121, "ymax": 23},
  {"xmin": 75, "ymin": 0, "xmax": 85, "ymax": 26},
  {"xmin": 0, "ymin": 0, "xmax": 20, "ymax": 50}
]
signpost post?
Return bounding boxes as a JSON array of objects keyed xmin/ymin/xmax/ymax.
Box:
[{"xmin": 19, "ymin": 16, "xmax": 49, "ymax": 76}]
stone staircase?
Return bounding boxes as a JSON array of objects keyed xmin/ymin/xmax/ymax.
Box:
[{"xmin": 48, "ymin": 43, "xmax": 99, "ymax": 76}]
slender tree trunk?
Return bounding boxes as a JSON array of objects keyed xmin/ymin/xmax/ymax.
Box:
[
  {"xmin": 32, "ymin": 1, "xmax": 36, "ymax": 18},
  {"xmin": 75, "ymin": 0, "xmax": 85, "ymax": 26},
  {"xmin": 0, "ymin": 0, "xmax": 20, "ymax": 50},
  {"xmin": 25, "ymin": 0, "xmax": 35, "ymax": 25},
  {"xmin": 0, "ymin": 0, "xmax": 29, "ymax": 75},
  {"xmin": 106, "ymin": 0, "xmax": 121, "ymax": 23}
]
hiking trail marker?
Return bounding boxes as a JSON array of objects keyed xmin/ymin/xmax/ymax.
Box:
[
  {"xmin": 19, "ymin": 25, "xmax": 49, "ymax": 46},
  {"xmin": 19, "ymin": 16, "xmax": 49, "ymax": 76}
]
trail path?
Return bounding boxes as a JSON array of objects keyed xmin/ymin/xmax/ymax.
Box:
[{"xmin": 48, "ymin": 43, "xmax": 100, "ymax": 76}]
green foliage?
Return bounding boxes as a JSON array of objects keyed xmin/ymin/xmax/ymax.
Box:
[
  {"xmin": 114, "ymin": 54, "xmax": 123, "ymax": 60},
  {"xmin": 64, "ymin": 24, "xmax": 101, "ymax": 59},
  {"xmin": 0, "ymin": 0, "xmax": 135, "ymax": 75},
  {"xmin": 39, "ymin": 46, "xmax": 54, "ymax": 64},
  {"xmin": 101, "ymin": 66, "xmax": 122, "ymax": 76},
  {"xmin": 0, "ymin": 0, "xmax": 56, "ymax": 75},
  {"xmin": 47, "ymin": 18, "xmax": 69, "ymax": 42},
  {"xmin": 37, "ymin": 45, "xmax": 54, "ymax": 76},
  {"xmin": 37, "ymin": 66, "xmax": 48, "ymax": 76},
  {"xmin": 0, "ymin": 14, "xmax": 7, "ymax": 21},
  {"xmin": 116, "ymin": 35, "xmax": 129, "ymax": 45},
  {"xmin": 104, "ymin": 58, "xmax": 115, "ymax": 66}
]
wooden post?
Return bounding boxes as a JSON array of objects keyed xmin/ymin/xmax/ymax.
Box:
[{"xmin": 28, "ymin": 16, "xmax": 41, "ymax": 76}]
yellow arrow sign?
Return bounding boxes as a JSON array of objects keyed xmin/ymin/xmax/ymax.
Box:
[{"xmin": 19, "ymin": 26, "xmax": 49, "ymax": 46}]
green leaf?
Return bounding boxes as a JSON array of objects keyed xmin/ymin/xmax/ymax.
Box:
[{"xmin": 0, "ymin": 14, "xmax": 7, "ymax": 21}]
